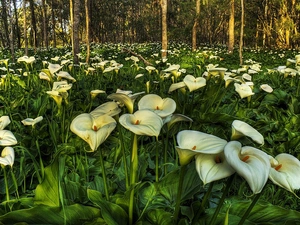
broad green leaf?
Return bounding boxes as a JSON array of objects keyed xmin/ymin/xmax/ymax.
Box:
[
  {"xmin": 156, "ymin": 162, "xmax": 201, "ymax": 204},
  {"xmin": 0, "ymin": 204, "xmax": 101, "ymax": 224},
  {"xmin": 145, "ymin": 208, "xmax": 175, "ymax": 225},
  {"xmin": 87, "ymin": 189, "xmax": 128, "ymax": 225},
  {"xmin": 34, "ymin": 158, "xmax": 60, "ymax": 206},
  {"xmin": 203, "ymin": 197, "xmax": 300, "ymax": 225}
]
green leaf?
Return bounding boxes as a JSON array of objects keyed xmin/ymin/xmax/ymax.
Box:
[
  {"xmin": 87, "ymin": 189, "xmax": 128, "ymax": 225},
  {"xmin": 34, "ymin": 158, "xmax": 60, "ymax": 206},
  {"xmin": 145, "ymin": 208, "xmax": 175, "ymax": 225},
  {"xmin": 204, "ymin": 197, "xmax": 300, "ymax": 225},
  {"xmin": 156, "ymin": 162, "xmax": 201, "ymax": 204},
  {"xmin": 0, "ymin": 204, "xmax": 101, "ymax": 225}
]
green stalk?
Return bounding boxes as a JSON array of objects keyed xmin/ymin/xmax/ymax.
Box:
[
  {"xmin": 192, "ymin": 182, "xmax": 215, "ymax": 225},
  {"xmin": 209, "ymin": 175, "xmax": 235, "ymax": 225},
  {"xmin": 238, "ymin": 192, "xmax": 262, "ymax": 225},
  {"xmin": 98, "ymin": 148, "xmax": 110, "ymax": 201},
  {"xmin": 155, "ymin": 139, "xmax": 159, "ymax": 182},
  {"xmin": 10, "ymin": 169, "xmax": 20, "ymax": 199},
  {"xmin": 163, "ymin": 130, "xmax": 169, "ymax": 176},
  {"xmin": 3, "ymin": 166, "xmax": 9, "ymax": 202},
  {"xmin": 173, "ymin": 164, "xmax": 187, "ymax": 222},
  {"xmin": 129, "ymin": 133, "xmax": 138, "ymax": 225},
  {"xmin": 118, "ymin": 125, "xmax": 129, "ymax": 190}
]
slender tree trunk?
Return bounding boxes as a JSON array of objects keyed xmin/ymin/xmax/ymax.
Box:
[
  {"xmin": 161, "ymin": 0, "xmax": 167, "ymax": 59},
  {"xmin": 13, "ymin": 0, "xmax": 21, "ymax": 49},
  {"xmin": 23, "ymin": 0, "xmax": 28, "ymax": 56},
  {"xmin": 8, "ymin": 0, "xmax": 14, "ymax": 62},
  {"xmin": 1, "ymin": 0, "xmax": 10, "ymax": 48},
  {"xmin": 70, "ymin": 0, "xmax": 80, "ymax": 64},
  {"xmin": 239, "ymin": 0, "xmax": 244, "ymax": 65},
  {"xmin": 29, "ymin": 0, "xmax": 37, "ymax": 51},
  {"xmin": 85, "ymin": 0, "xmax": 90, "ymax": 63},
  {"xmin": 51, "ymin": 0, "xmax": 56, "ymax": 47},
  {"xmin": 42, "ymin": 0, "xmax": 48, "ymax": 48},
  {"xmin": 228, "ymin": 0, "xmax": 234, "ymax": 53},
  {"xmin": 192, "ymin": 0, "xmax": 201, "ymax": 51}
]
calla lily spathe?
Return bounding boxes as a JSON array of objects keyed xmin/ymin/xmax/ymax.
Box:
[
  {"xmin": 195, "ymin": 152, "xmax": 235, "ymax": 185},
  {"xmin": 138, "ymin": 94, "xmax": 176, "ymax": 119},
  {"xmin": 231, "ymin": 120, "xmax": 264, "ymax": 145},
  {"xmin": 183, "ymin": 75, "xmax": 206, "ymax": 92},
  {"xmin": 108, "ymin": 91, "xmax": 144, "ymax": 114},
  {"xmin": 269, "ymin": 153, "xmax": 300, "ymax": 196},
  {"xmin": 70, "ymin": 113, "xmax": 117, "ymax": 151},
  {"xmin": 0, "ymin": 147, "xmax": 15, "ymax": 167},
  {"xmin": 119, "ymin": 110, "xmax": 163, "ymax": 137},
  {"xmin": 21, "ymin": 116, "xmax": 43, "ymax": 127},
  {"xmin": 0, "ymin": 130, "xmax": 17, "ymax": 146},
  {"xmin": 234, "ymin": 83, "xmax": 254, "ymax": 99},
  {"xmin": 224, "ymin": 141, "xmax": 270, "ymax": 194},
  {"xmin": 0, "ymin": 116, "xmax": 10, "ymax": 130},
  {"xmin": 90, "ymin": 101, "xmax": 121, "ymax": 118},
  {"xmin": 176, "ymin": 130, "xmax": 227, "ymax": 166}
]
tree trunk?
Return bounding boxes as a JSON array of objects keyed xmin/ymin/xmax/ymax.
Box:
[
  {"xmin": 51, "ymin": 0, "xmax": 56, "ymax": 47},
  {"xmin": 70, "ymin": 0, "xmax": 80, "ymax": 64},
  {"xmin": 23, "ymin": 0, "xmax": 28, "ymax": 56},
  {"xmin": 239, "ymin": 0, "xmax": 244, "ymax": 65},
  {"xmin": 29, "ymin": 0, "xmax": 37, "ymax": 51},
  {"xmin": 161, "ymin": 0, "xmax": 167, "ymax": 59},
  {"xmin": 42, "ymin": 0, "xmax": 48, "ymax": 48},
  {"xmin": 1, "ymin": 0, "xmax": 10, "ymax": 48},
  {"xmin": 13, "ymin": 0, "xmax": 21, "ymax": 49},
  {"xmin": 192, "ymin": 0, "xmax": 200, "ymax": 51},
  {"xmin": 228, "ymin": 0, "xmax": 234, "ymax": 53},
  {"xmin": 85, "ymin": 0, "xmax": 90, "ymax": 63}
]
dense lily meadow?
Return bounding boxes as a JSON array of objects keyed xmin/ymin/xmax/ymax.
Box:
[{"xmin": 0, "ymin": 43, "xmax": 300, "ymax": 224}]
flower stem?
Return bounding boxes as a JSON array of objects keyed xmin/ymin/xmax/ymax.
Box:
[
  {"xmin": 119, "ymin": 126, "xmax": 129, "ymax": 190},
  {"xmin": 129, "ymin": 134, "xmax": 138, "ymax": 225},
  {"xmin": 238, "ymin": 192, "xmax": 262, "ymax": 225},
  {"xmin": 3, "ymin": 166, "xmax": 9, "ymax": 202},
  {"xmin": 173, "ymin": 164, "xmax": 187, "ymax": 221},
  {"xmin": 209, "ymin": 175, "xmax": 235, "ymax": 225},
  {"xmin": 155, "ymin": 139, "xmax": 159, "ymax": 182},
  {"xmin": 98, "ymin": 148, "xmax": 110, "ymax": 201}
]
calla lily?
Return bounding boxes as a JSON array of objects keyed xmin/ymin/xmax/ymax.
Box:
[
  {"xmin": 176, "ymin": 130, "xmax": 227, "ymax": 166},
  {"xmin": 260, "ymin": 84, "xmax": 273, "ymax": 93},
  {"xmin": 231, "ymin": 120, "xmax": 264, "ymax": 145},
  {"xmin": 138, "ymin": 94, "xmax": 176, "ymax": 119},
  {"xmin": 164, "ymin": 64, "xmax": 180, "ymax": 77},
  {"xmin": 90, "ymin": 89, "xmax": 106, "ymax": 99},
  {"xmin": 0, "ymin": 147, "xmax": 15, "ymax": 167},
  {"xmin": 46, "ymin": 91, "xmax": 63, "ymax": 107},
  {"xmin": 48, "ymin": 63, "xmax": 63, "ymax": 75},
  {"xmin": 168, "ymin": 82, "xmax": 187, "ymax": 93},
  {"xmin": 269, "ymin": 153, "xmax": 300, "ymax": 196},
  {"xmin": 0, "ymin": 130, "xmax": 17, "ymax": 146},
  {"xmin": 70, "ymin": 113, "xmax": 117, "ymax": 151},
  {"xmin": 52, "ymin": 81, "xmax": 72, "ymax": 92},
  {"xmin": 17, "ymin": 56, "xmax": 36, "ymax": 65},
  {"xmin": 0, "ymin": 116, "xmax": 10, "ymax": 130},
  {"xmin": 224, "ymin": 141, "xmax": 270, "ymax": 194},
  {"xmin": 107, "ymin": 93, "xmax": 135, "ymax": 114},
  {"xmin": 39, "ymin": 71, "xmax": 51, "ymax": 82},
  {"xmin": 119, "ymin": 109, "xmax": 163, "ymax": 137},
  {"xmin": 21, "ymin": 116, "xmax": 43, "ymax": 127},
  {"xmin": 56, "ymin": 71, "xmax": 76, "ymax": 82},
  {"xmin": 234, "ymin": 83, "xmax": 254, "ymax": 99},
  {"xmin": 167, "ymin": 114, "xmax": 193, "ymax": 130},
  {"xmin": 90, "ymin": 101, "xmax": 121, "ymax": 118},
  {"xmin": 195, "ymin": 152, "xmax": 235, "ymax": 185},
  {"xmin": 183, "ymin": 75, "xmax": 206, "ymax": 92}
]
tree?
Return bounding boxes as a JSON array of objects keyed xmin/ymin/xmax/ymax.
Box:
[
  {"xmin": 228, "ymin": 0, "xmax": 235, "ymax": 53},
  {"xmin": 85, "ymin": 0, "xmax": 90, "ymax": 63},
  {"xmin": 29, "ymin": 0, "xmax": 38, "ymax": 51},
  {"xmin": 192, "ymin": 0, "xmax": 201, "ymax": 51},
  {"xmin": 42, "ymin": 0, "xmax": 48, "ymax": 48},
  {"xmin": 161, "ymin": 0, "xmax": 167, "ymax": 59},
  {"xmin": 23, "ymin": 0, "xmax": 28, "ymax": 55},
  {"xmin": 1, "ymin": 0, "xmax": 10, "ymax": 48},
  {"xmin": 239, "ymin": 0, "xmax": 244, "ymax": 65},
  {"xmin": 70, "ymin": 0, "xmax": 80, "ymax": 64}
]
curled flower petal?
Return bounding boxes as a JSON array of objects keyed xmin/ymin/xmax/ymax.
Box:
[
  {"xmin": 0, "ymin": 116, "xmax": 11, "ymax": 130},
  {"xmin": 269, "ymin": 153, "xmax": 300, "ymax": 195},
  {"xmin": 183, "ymin": 75, "xmax": 206, "ymax": 92},
  {"xmin": 119, "ymin": 110, "xmax": 163, "ymax": 137},
  {"xmin": 231, "ymin": 120, "xmax": 264, "ymax": 145},
  {"xmin": 0, "ymin": 147, "xmax": 15, "ymax": 167},
  {"xmin": 224, "ymin": 141, "xmax": 270, "ymax": 194},
  {"xmin": 0, "ymin": 130, "xmax": 17, "ymax": 146}
]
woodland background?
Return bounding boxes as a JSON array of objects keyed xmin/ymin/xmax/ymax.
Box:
[{"xmin": 0, "ymin": 0, "xmax": 299, "ymax": 62}]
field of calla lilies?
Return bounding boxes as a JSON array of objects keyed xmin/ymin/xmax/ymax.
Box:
[{"xmin": 0, "ymin": 43, "xmax": 300, "ymax": 224}]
